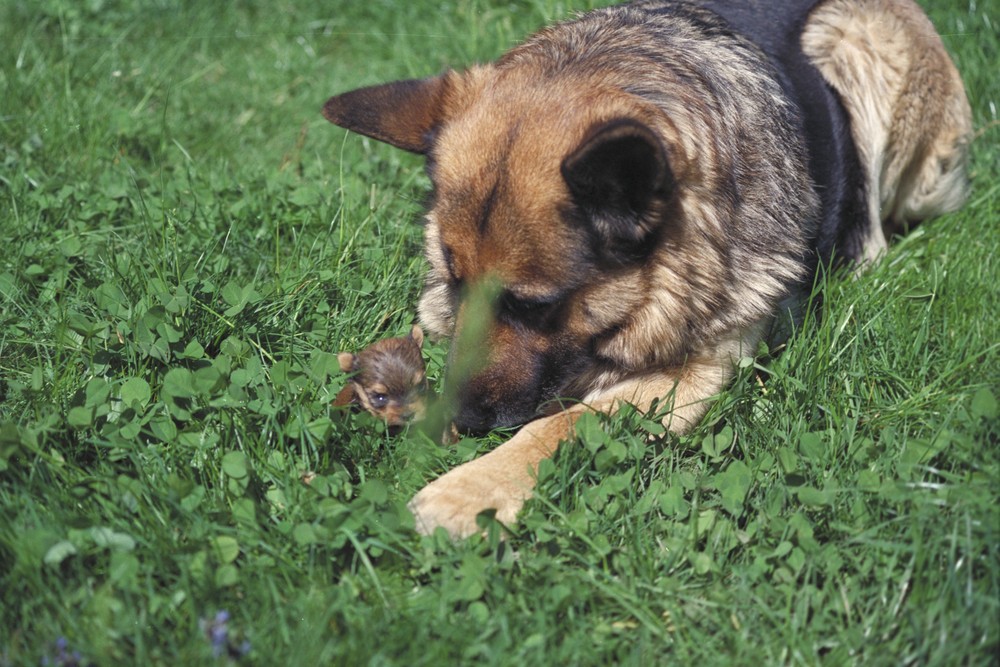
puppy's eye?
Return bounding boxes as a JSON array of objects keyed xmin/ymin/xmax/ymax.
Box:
[{"xmin": 370, "ymin": 393, "xmax": 389, "ymax": 408}]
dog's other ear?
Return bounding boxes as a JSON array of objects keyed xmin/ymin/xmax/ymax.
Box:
[
  {"xmin": 338, "ymin": 352, "xmax": 357, "ymax": 374},
  {"xmin": 561, "ymin": 118, "xmax": 673, "ymax": 247},
  {"xmin": 322, "ymin": 76, "xmax": 449, "ymax": 154}
]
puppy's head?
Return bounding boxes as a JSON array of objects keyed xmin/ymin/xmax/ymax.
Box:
[
  {"xmin": 324, "ymin": 67, "xmax": 681, "ymax": 432},
  {"xmin": 338, "ymin": 325, "xmax": 428, "ymax": 428}
]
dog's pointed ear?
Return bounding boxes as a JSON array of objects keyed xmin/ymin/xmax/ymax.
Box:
[
  {"xmin": 322, "ymin": 76, "xmax": 449, "ymax": 154},
  {"xmin": 561, "ymin": 118, "xmax": 673, "ymax": 246}
]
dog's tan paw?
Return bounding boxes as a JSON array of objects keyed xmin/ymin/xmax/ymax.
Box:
[
  {"xmin": 408, "ymin": 411, "xmax": 574, "ymax": 538},
  {"xmin": 408, "ymin": 461, "xmax": 529, "ymax": 538}
]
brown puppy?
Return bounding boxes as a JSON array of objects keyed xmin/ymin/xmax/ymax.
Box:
[
  {"xmin": 335, "ymin": 325, "xmax": 428, "ymax": 430},
  {"xmin": 323, "ymin": 0, "xmax": 971, "ymax": 537}
]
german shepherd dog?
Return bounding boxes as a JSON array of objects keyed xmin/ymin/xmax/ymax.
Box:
[{"xmin": 322, "ymin": 0, "xmax": 971, "ymax": 537}]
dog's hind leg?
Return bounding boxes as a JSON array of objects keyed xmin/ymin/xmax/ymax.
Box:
[{"xmin": 802, "ymin": 0, "xmax": 972, "ymax": 261}]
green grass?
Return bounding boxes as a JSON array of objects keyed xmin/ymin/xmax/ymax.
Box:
[{"xmin": 1, "ymin": 0, "xmax": 996, "ymax": 664}]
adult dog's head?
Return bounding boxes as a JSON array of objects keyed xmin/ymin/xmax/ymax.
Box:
[
  {"xmin": 323, "ymin": 28, "xmax": 811, "ymax": 432},
  {"xmin": 324, "ymin": 65, "xmax": 686, "ymax": 433}
]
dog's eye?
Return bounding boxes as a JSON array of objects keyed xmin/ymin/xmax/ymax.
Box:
[
  {"xmin": 501, "ymin": 292, "xmax": 557, "ymax": 318},
  {"xmin": 370, "ymin": 393, "xmax": 389, "ymax": 408}
]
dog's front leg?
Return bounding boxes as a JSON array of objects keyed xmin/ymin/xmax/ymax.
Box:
[
  {"xmin": 408, "ymin": 405, "xmax": 585, "ymax": 538},
  {"xmin": 408, "ymin": 351, "xmax": 737, "ymax": 538}
]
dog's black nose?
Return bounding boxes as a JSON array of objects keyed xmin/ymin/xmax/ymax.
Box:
[
  {"xmin": 448, "ymin": 371, "xmax": 544, "ymax": 434},
  {"xmin": 452, "ymin": 404, "xmax": 496, "ymax": 435},
  {"xmin": 453, "ymin": 396, "xmax": 537, "ymax": 434}
]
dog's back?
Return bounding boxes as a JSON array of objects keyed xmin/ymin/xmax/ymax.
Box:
[
  {"xmin": 636, "ymin": 0, "xmax": 971, "ymax": 265},
  {"xmin": 695, "ymin": 0, "xmax": 870, "ymax": 264}
]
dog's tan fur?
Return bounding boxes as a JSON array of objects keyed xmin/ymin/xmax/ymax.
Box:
[{"xmin": 323, "ymin": 0, "xmax": 971, "ymax": 537}]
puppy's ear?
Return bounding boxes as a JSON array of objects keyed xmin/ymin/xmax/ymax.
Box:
[
  {"xmin": 408, "ymin": 325, "xmax": 424, "ymax": 348},
  {"xmin": 322, "ymin": 76, "xmax": 449, "ymax": 154},
  {"xmin": 561, "ymin": 118, "xmax": 673, "ymax": 247},
  {"xmin": 337, "ymin": 352, "xmax": 357, "ymax": 374}
]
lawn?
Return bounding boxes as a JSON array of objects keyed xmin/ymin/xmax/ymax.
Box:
[{"xmin": 1, "ymin": 0, "xmax": 997, "ymax": 664}]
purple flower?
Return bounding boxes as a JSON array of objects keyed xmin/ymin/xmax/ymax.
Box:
[
  {"xmin": 39, "ymin": 638, "xmax": 84, "ymax": 667},
  {"xmin": 199, "ymin": 611, "xmax": 229, "ymax": 657},
  {"xmin": 199, "ymin": 610, "xmax": 251, "ymax": 661}
]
